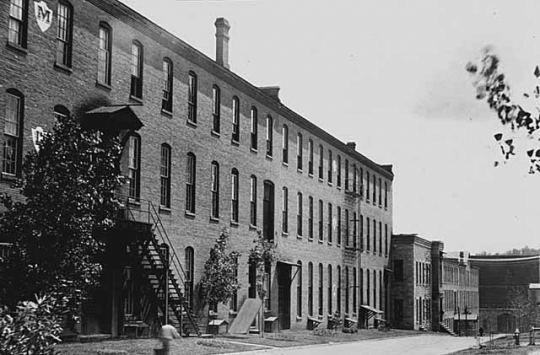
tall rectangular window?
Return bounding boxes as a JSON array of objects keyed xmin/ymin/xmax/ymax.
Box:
[
  {"xmin": 366, "ymin": 172, "xmax": 370, "ymax": 201},
  {"xmin": 308, "ymin": 139, "xmax": 313, "ymax": 175},
  {"xmin": 378, "ymin": 178, "xmax": 382, "ymax": 206},
  {"xmin": 337, "ymin": 207, "xmax": 342, "ymax": 245},
  {"xmin": 385, "ymin": 224, "xmax": 388, "ymax": 256},
  {"xmin": 328, "ymin": 265, "xmax": 333, "ymax": 315},
  {"xmin": 162, "ymin": 59, "xmax": 173, "ymax": 112},
  {"xmin": 232, "ymin": 97, "xmax": 240, "ymax": 142},
  {"xmin": 282, "ymin": 187, "xmax": 288, "ymax": 233},
  {"xmin": 308, "ymin": 196, "xmax": 313, "ymax": 239},
  {"xmin": 372, "ymin": 174, "xmax": 376, "ymax": 203},
  {"xmin": 297, "ymin": 262, "xmax": 302, "ymax": 317},
  {"xmin": 250, "ymin": 176, "xmax": 257, "ymax": 225},
  {"xmin": 297, "ymin": 192, "xmax": 303, "ymax": 236},
  {"xmin": 8, "ymin": 0, "xmax": 27, "ymax": 47},
  {"xmin": 373, "ymin": 219, "xmax": 377, "ymax": 253},
  {"xmin": 212, "ymin": 86, "xmax": 221, "ymax": 133},
  {"xmin": 266, "ymin": 116, "xmax": 273, "ymax": 156},
  {"xmin": 328, "ymin": 150, "xmax": 333, "ymax": 183},
  {"xmin": 318, "ymin": 263, "xmax": 323, "ymax": 316},
  {"xmin": 188, "ymin": 72, "xmax": 197, "ymax": 123},
  {"xmin": 337, "ymin": 266, "xmax": 342, "ymax": 314},
  {"xmin": 130, "ymin": 42, "xmax": 143, "ymax": 99},
  {"xmin": 353, "ymin": 268, "xmax": 357, "ymax": 312},
  {"xmin": 231, "ymin": 169, "xmax": 239, "ymax": 222},
  {"xmin": 250, "ymin": 107, "xmax": 257, "ymax": 150},
  {"xmin": 379, "ymin": 221, "xmax": 382, "ymax": 254},
  {"xmin": 353, "ymin": 212, "xmax": 357, "ymax": 250},
  {"xmin": 360, "ymin": 168, "xmax": 364, "ymax": 199},
  {"xmin": 297, "ymin": 133, "xmax": 303, "ymax": 170},
  {"xmin": 337, "ymin": 155, "xmax": 341, "ymax": 188},
  {"xmin": 97, "ymin": 25, "xmax": 111, "ymax": 85},
  {"xmin": 56, "ymin": 2, "xmax": 72, "ymax": 67},
  {"xmin": 3, "ymin": 92, "xmax": 22, "ymax": 176},
  {"xmin": 185, "ymin": 153, "xmax": 196, "ymax": 213},
  {"xmin": 128, "ymin": 135, "xmax": 141, "ymax": 200},
  {"xmin": 345, "ymin": 267, "xmax": 349, "ymax": 314},
  {"xmin": 160, "ymin": 144, "xmax": 171, "ymax": 207},
  {"xmin": 353, "ymin": 165, "xmax": 358, "ymax": 193},
  {"xmin": 318, "ymin": 145, "xmax": 323, "ymax": 180},
  {"xmin": 318, "ymin": 199, "xmax": 323, "ymax": 241},
  {"xmin": 360, "ymin": 215, "xmax": 364, "ymax": 251},
  {"xmin": 211, "ymin": 162, "xmax": 220, "ymax": 218},
  {"xmin": 367, "ymin": 218, "xmax": 370, "ymax": 251},
  {"xmin": 345, "ymin": 209, "xmax": 349, "ymax": 247},
  {"xmin": 308, "ymin": 263, "xmax": 313, "ymax": 316},
  {"xmin": 345, "ymin": 160, "xmax": 349, "ymax": 190},
  {"xmin": 282, "ymin": 125, "xmax": 288, "ymax": 164},
  {"xmin": 327, "ymin": 203, "xmax": 333, "ymax": 243}
]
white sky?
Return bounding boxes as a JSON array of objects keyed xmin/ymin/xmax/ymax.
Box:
[{"xmin": 120, "ymin": 0, "xmax": 540, "ymax": 254}]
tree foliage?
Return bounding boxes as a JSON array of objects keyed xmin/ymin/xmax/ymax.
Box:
[
  {"xmin": 0, "ymin": 294, "xmax": 63, "ymax": 355},
  {"xmin": 0, "ymin": 113, "xmax": 125, "ymax": 316},
  {"xmin": 199, "ymin": 229, "xmax": 241, "ymax": 308},
  {"xmin": 466, "ymin": 48, "xmax": 540, "ymax": 173},
  {"xmin": 248, "ymin": 231, "xmax": 277, "ymax": 303}
]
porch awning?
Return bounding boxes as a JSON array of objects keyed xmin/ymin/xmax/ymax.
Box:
[
  {"xmin": 454, "ymin": 313, "xmax": 478, "ymax": 321},
  {"xmin": 360, "ymin": 305, "xmax": 384, "ymax": 314},
  {"xmin": 83, "ymin": 105, "xmax": 143, "ymax": 130},
  {"xmin": 278, "ymin": 259, "xmax": 301, "ymax": 267}
]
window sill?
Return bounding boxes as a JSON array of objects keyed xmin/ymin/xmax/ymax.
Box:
[
  {"xmin": 296, "ymin": 316, "xmax": 302, "ymax": 322},
  {"xmin": 308, "ymin": 237, "xmax": 314, "ymax": 242},
  {"xmin": 128, "ymin": 198, "xmax": 140, "ymax": 206},
  {"xmin": 318, "ymin": 177, "xmax": 324, "ymax": 183},
  {"xmin": 6, "ymin": 42, "xmax": 28, "ymax": 56},
  {"xmin": 282, "ymin": 162, "xmax": 289, "ymax": 167},
  {"xmin": 328, "ymin": 182, "xmax": 333, "ymax": 187},
  {"xmin": 230, "ymin": 220, "xmax": 239, "ymax": 227},
  {"xmin": 211, "ymin": 130, "xmax": 221, "ymax": 138},
  {"xmin": 231, "ymin": 140, "xmax": 240, "ymax": 146},
  {"xmin": 249, "ymin": 224, "xmax": 258, "ymax": 230},
  {"xmin": 54, "ymin": 62, "xmax": 73, "ymax": 75},
  {"xmin": 308, "ymin": 173, "xmax": 313, "ymax": 178},
  {"xmin": 210, "ymin": 216, "xmax": 220, "ymax": 223},
  {"xmin": 337, "ymin": 243, "xmax": 341, "ymax": 248},
  {"xmin": 297, "ymin": 168, "xmax": 303, "ymax": 173},
  {"xmin": 282, "ymin": 231, "xmax": 289, "ymax": 237},
  {"xmin": 185, "ymin": 211, "xmax": 196, "ymax": 219},
  {"xmin": 161, "ymin": 109, "xmax": 173, "ymax": 118},
  {"xmin": 266, "ymin": 154, "xmax": 273, "ymax": 160},
  {"xmin": 318, "ymin": 239, "xmax": 323, "ymax": 244},
  {"xmin": 1, "ymin": 172, "xmax": 19, "ymax": 183},
  {"xmin": 327, "ymin": 241, "xmax": 332, "ymax": 246},
  {"xmin": 187, "ymin": 120, "xmax": 197, "ymax": 128},
  {"xmin": 129, "ymin": 95, "xmax": 143, "ymax": 104},
  {"xmin": 96, "ymin": 81, "xmax": 112, "ymax": 91},
  {"xmin": 159, "ymin": 206, "xmax": 171, "ymax": 214},
  {"xmin": 297, "ymin": 235, "xmax": 302, "ymax": 240},
  {"xmin": 250, "ymin": 147, "xmax": 258, "ymax": 153},
  {"xmin": 337, "ymin": 185, "xmax": 341, "ymax": 190}
]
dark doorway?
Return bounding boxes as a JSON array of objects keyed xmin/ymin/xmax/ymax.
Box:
[
  {"xmin": 263, "ymin": 181, "xmax": 275, "ymax": 241},
  {"xmin": 277, "ymin": 263, "xmax": 291, "ymax": 330},
  {"xmin": 248, "ymin": 262, "xmax": 257, "ymax": 298}
]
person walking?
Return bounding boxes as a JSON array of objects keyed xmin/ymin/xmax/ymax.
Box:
[{"xmin": 157, "ymin": 318, "xmax": 181, "ymax": 355}]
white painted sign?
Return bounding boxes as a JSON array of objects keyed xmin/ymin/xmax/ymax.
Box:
[
  {"xmin": 32, "ymin": 127, "xmax": 44, "ymax": 152},
  {"xmin": 35, "ymin": 1, "xmax": 53, "ymax": 33}
]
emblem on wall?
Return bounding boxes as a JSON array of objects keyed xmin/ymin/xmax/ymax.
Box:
[
  {"xmin": 32, "ymin": 127, "xmax": 45, "ymax": 153},
  {"xmin": 34, "ymin": 1, "xmax": 53, "ymax": 33}
]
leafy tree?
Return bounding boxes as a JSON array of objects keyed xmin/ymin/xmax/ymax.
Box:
[
  {"xmin": 0, "ymin": 113, "xmax": 125, "ymax": 318},
  {"xmin": 466, "ymin": 48, "xmax": 540, "ymax": 173},
  {"xmin": 508, "ymin": 286, "xmax": 537, "ymax": 330},
  {"xmin": 248, "ymin": 231, "xmax": 277, "ymax": 337},
  {"xmin": 199, "ymin": 229, "xmax": 241, "ymax": 310}
]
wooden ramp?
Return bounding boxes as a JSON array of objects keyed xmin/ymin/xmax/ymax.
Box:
[{"xmin": 228, "ymin": 299, "xmax": 262, "ymax": 334}]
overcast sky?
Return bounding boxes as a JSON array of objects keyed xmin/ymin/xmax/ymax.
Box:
[{"xmin": 120, "ymin": 0, "xmax": 540, "ymax": 254}]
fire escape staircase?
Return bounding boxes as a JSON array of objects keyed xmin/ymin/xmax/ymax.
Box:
[
  {"xmin": 440, "ymin": 323, "xmax": 458, "ymax": 337},
  {"xmin": 120, "ymin": 197, "xmax": 201, "ymax": 337}
]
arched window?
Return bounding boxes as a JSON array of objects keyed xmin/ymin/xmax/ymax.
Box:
[
  {"xmin": 297, "ymin": 133, "xmax": 303, "ymax": 170},
  {"xmin": 185, "ymin": 152, "xmax": 196, "ymax": 213},
  {"xmin": 296, "ymin": 192, "xmax": 302, "ymax": 236},
  {"xmin": 127, "ymin": 134, "xmax": 141, "ymax": 200},
  {"xmin": 97, "ymin": 23, "xmax": 112, "ymax": 85},
  {"xmin": 231, "ymin": 168, "xmax": 239, "ymax": 222},
  {"xmin": 212, "ymin": 86, "xmax": 221, "ymax": 133},
  {"xmin": 282, "ymin": 187, "xmax": 288, "ymax": 233},
  {"xmin": 211, "ymin": 161, "xmax": 219, "ymax": 218},
  {"xmin": 3, "ymin": 89, "xmax": 24, "ymax": 176},
  {"xmin": 318, "ymin": 145, "xmax": 323, "ymax": 179},
  {"xmin": 250, "ymin": 175, "xmax": 257, "ymax": 225},
  {"xmin": 250, "ymin": 107, "xmax": 258, "ymax": 150},
  {"xmin": 327, "ymin": 203, "xmax": 332, "ymax": 243},
  {"xmin": 53, "ymin": 105, "xmax": 69, "ymax": 121},
  {"xmin": 56, "ymin": 1, "xmax": 73, "ymax": 67},
  {"xmin": 337, "ymin": 155, "xmax": 342, "ymax": 188},
  {"xmin": 162, "ymin": 58, "xmax": 173, "ymax": 112},
  {"xmin": 130, "ymin": 41, "xmax": 143, "ymax": 99},
  {"xmin": 282, "ymin": 124, "xmax": 288, "ymax": 164},
  {"xmin": 187, "ymin": 71, "xmax": 197, "ymax": 123},
  {"xmin": 266, "ymin": 115, "xmax": 273, "ymax": 156},
  {"xmin": 232, "ymin": 96, "xmax": 240, "ymax": 142},
  {"xmin": 8, "ymin": 0, "xmax": 29, "ymax": 48},
  {"xmin": 328, "ymin": 150, "xmax": 333, "ymax": 183},
  {"xmin": 160, "ymin": 144, "xmax": 171, "ymax": 207}
]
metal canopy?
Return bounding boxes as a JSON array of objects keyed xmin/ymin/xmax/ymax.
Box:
[{"xmin": 83, "ymin": 105, "xmax": 143, "ymax": 130}]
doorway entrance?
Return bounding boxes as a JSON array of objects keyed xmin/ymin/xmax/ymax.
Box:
[{"xmin": 277, "ymin": 263, "xmax": 291, "ymax": 330}]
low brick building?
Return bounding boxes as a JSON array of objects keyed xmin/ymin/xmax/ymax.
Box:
[{"xmin": 0, "ymin": 0, "xmax": 393, "ymax": 336}]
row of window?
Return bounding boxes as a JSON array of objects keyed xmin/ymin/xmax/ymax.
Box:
[
  {"xmin": 415, "ymin": 297, "xmax": 432, "ymax": 325},
  {"xmin": 442, "ymin": 265, "xmax": 479, "ymax": 287},
  {"xmin": 299, "ymin": 262, "xmax": 384, "ymax": 318},
  {"xmin": 415, "ymin": 261, "xmax": 432, "ymax": 286},
  {"xmin": 442, "ymin": 289, "xmax": 478, "ymax": 313},
  {"xmin": 9, "ymin": 0, "xmax": 73, "ymax": 68}
]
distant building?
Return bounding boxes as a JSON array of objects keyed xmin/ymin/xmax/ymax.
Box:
[
  {"xmin": 391, "ymin": 235, "xmax": 479, "ymax": 335},
  {"xmin": 470, "ymin": 255, "xmax": 540, "ymax": 333}
]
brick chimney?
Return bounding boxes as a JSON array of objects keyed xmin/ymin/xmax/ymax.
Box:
[
  {"xmin": 259, "ymin": 86, "xmax": 281, "ymax": 102},
  {"xmin": 215, "ymin": 18, "xmax": 230, "ymax": 69},
  {"xmin": 346, "ymin": 142, "xmax": 356, "ymax": 150}
]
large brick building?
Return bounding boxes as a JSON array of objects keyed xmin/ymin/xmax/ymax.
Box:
[
  {"xmin": 391, "ymin": 235, "xmax": 479, "ymax": 335},
  {"xmin": 0, "ymin": 0, "xmax": 393, "ymax": 336}
]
